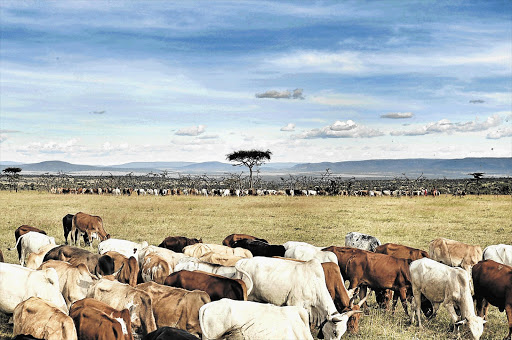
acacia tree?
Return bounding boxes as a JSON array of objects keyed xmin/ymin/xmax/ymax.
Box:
[
  {"xmin": 226, "ymin": 149, "xmax": 272, "ymax": 190},
  {"xmin": 3, "ymin": 167, "xmax": 22, "ymax": 192}
]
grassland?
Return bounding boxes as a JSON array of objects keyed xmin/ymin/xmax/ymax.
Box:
[{"xmin": 0, "ymin": 191, "xmax": 511, "ymax": 339}]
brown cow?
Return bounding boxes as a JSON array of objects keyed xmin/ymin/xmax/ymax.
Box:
[
  {"xmin": 137, "ymin": 282, "xmax": 211, "ymax": 337},
  {"xmin": 473, "ymin": 260, "xmax": 512, "ymax": 340},
  {"xmin": 164, "ymin": 270, "xmax": 247, "ymax": 301},
  {"xmin": 43, "ymin": 245, "xmax": 115, "ymax": 277},
  {"xmin": 158, "ymin": 236, "xmax": 202, "ymax": 253},
  {"xmin": 375, "ymin": 243, "xmax": 428, "ymax": 261},
  {"xmin": 105, "ymin": 251, "xmax": 139, "ymax": 286},
  {"xmin": 429, "ymin": 237, "xmax": 482, "ymax": 272},
  {"xmin": 222, "ymin": 233, "xmax": 268, "ymax": 247},
  {"xmin": 70, "ymin": 298, "xmax": 134, "ymax": 340},
  {"xmin": 344, "ymin": 252, "xmax": 413, "ymax": 315},
  {"xmin": 13, "ymin": 297, "xmax": 77, "ymax": 340},
  {"xmin": 71, "ymin": 212, "xmax": 110, "ymax": 247}
]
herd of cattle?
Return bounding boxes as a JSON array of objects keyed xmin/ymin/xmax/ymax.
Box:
[{"xmin": 0, "ymin": 212, "xmax": 511, "ymax": 340}]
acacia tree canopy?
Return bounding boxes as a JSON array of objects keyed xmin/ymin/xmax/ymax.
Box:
[{"xmin": 226, "ymin": 149, "xmax": 272, "ymax": 190}]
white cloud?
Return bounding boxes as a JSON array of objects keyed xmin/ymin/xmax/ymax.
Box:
[
  {"xmin": 294, "ymin": 120, "xmax": 384, "ymax": 139},
  {"xmin": 280, "ymin": 123, "xmax": 296, "ymax": 131},
  {"xmin": 487, "ymin": 126, "xmax": 512, "ymax": 139},
  {"xmin": 255, "ymin": 88, "xmax": 304, "ymax": 100},
  {"xmin": 175, "ymin": 125, "xmax": 206, "ymax": 136},
  {"xmin": 381, "ymin": 112, "xmax": 414, "ymax": 119}
]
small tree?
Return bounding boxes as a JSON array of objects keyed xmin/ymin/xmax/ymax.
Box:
[
  {"xmin": 226, "ymin": 149, "xmax": 272, "ymax": 190},
  {"xmin": 3, "ymin": 167, "xmax": 22, "ymax": 192}
]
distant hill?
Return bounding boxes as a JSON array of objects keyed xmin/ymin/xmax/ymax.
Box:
[{"xmin": 1, "ymin": 157, "xmax": 510, "ymax": 178}]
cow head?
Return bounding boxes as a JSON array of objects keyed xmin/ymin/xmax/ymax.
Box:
[
  {"xmin": 346, "ymin": 294, "xmax": 367, "ymax": 334},
  {"xmin": 317, "ymin": 310, "xmax": 363, "ymax": 340},
  {"xmin": 455, "ymin": 316, "xmax": 486, "ymax": 340},
  {"xmin": 375, "ymin": 289, "xmax": 393, "ymax": 310}
]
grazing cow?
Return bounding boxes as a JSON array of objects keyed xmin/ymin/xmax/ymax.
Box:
[
  {"xmin": 345, "ymin": 232, "xmax": 382, "ymax": 252},
  {"xmin": 199, "ymin": 299, "xmax": 316, "ymax": 340},
  {"xmin": 99, "ymin": 238, "xmax": 149, "ymax": 260},
  {"xmin": 231, "ymin": 239, "xmax": 285, "ymax": 257},
  {"xmin": 87, "ymin": 278, "xmax": 157, "ymax": 335},
  {"xmin": 43, "ymin": 245, "xmax": 115, "ymax": 277},
  {"xmin": 105, "ymin": 251, "xmax": 139, "ymax": 287},
  {"xmin": 158, "ymin": 236, "xmax": 202, "ymax": 253},
  {"xmin": 164, "ymin": 270, "xmax": 247, "ymax": 301},
  {"xmin": 483, "ymin": 244, "xmax": 512, "ymax": 266},
  {"xmin": 182, "ymin": 243, "xmax": 252, "ymax": 259},
  {"xmin": 222, "ymin": 234, "xmax": 268, "ymax": 247},
  {"xmin": 410, "ymin": 258, "xmax": 485, "ymax": 340},
  {"xmin": 472, "ymin": 260, "xmax": 512, "ymax": 340},
  {"xmin": 138, "ymin": 245, "xmax": 187, "ymax": 272},
  {"xmin": 174, "ymin": 257, "xmax": 240, "ymax": 279},
  {"xmin": 71, "ymin": 212, "xmax": 110, "ymax": 247},
  {"xmin": 344, "ymin": 252, "xmax": 412, "ymax": 315},
  {"xmin": 63, "ymin": 214, "xmax": 79, "ymax": 245},
  {"xmin": 429, "ymin": 237, "xmax": 483, "ymax": 272},
  {"xmin": 284, "ymin": 245, "xmax": 338, "ymax": 264},
  {"xmin": 13, "ymin": 297, "xmax": 77, "ymax": 340},
  {"xmin": 15, "ymin": 232, "xmax": 56, "ymax": 266},
  {"xmin": 70, "ymin": 298, "xmax": 133, "ymax": 340},
  {"xmin": 234, "ymin": 257, "xmax": 358, "ymax": 340},
  {"xmin": 38, "ymin": 260, "xmax": 97, "ymax": 308},
  {"xmin": 138, "ymin": 282, "xmax": 210, "ymax": 336},
  {"xmin": 140, "ymin": 253, "xmax": 171, "ymax": 284},
  {"xmin": 25, "ymin": 244, "xmax": 59, "ymax": 269},
  {"xmin": 0, "ymin": 263, "xmax": 67, "ymax": 314},
  {"xmin": 375, "ymin": 243, "xmax": 429, "ymax": 261}
]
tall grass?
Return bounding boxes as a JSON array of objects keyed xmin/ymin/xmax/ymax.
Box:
[{"xmin": 1, "ymin": 192, "xmax": 510, "ymax": 339}]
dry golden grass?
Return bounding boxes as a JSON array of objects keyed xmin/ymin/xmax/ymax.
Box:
[{"xmin": 0, "ymin": 191, "xmax": 511, "ymax": 339}]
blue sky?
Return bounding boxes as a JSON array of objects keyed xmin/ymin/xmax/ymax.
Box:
[{"xmin": 1, "ymin": 1, "xmax": 511, "ymax": 165}]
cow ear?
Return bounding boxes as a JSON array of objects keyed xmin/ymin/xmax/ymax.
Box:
[
  {"xmin": 455, "ymin": 319, "xmax": 467, "ymax": 326},
  {"xmin": 317, "ymin": 328, "xmax": 324, "ymax": 339}
]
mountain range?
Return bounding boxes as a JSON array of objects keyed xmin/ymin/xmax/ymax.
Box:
[{"xmin": 0, "ymin": 157, "xmax": 510, "ymax": 179}]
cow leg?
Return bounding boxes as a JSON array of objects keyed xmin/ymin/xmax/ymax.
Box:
[
  {"xmin": 475, "ymin": 296, "xmax": 489, "ymax": 319},
  {"xmin": 398, "ymin": 287, "xmax": 409, "ymax": 317},
  {"xmin": 411, "ymin": 287, "xmax": 423, "ymax": 328},
  {"xmin": 505, "ymin": 304, "xmax": 512, "ymax": 340},
  {"xmin": 445, "ymin": 303, "xmax": 459, "ymax": 332}
]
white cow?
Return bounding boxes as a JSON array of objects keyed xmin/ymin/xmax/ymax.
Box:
[
  {"xmin": 234, "ymin": 257, "xmax": 358, "ymax": 340},
  {"xmin": 283, "ymin": 241, "xmax": 325, "ymax": 251},
  {"xmin": 25, "ymin": 244, "xmax": 59, "ymax": 269},
  {"xmin": 410, "ymin": 258, "xmax": 485, "ymax": 340},
  {"xmin": 483, "ymin": 244, "xmax": 512, "ymax": 266},
  {"xmin": 98, "ymin": 238, "xmax": 149, "ymax": 260},
  {"xmin": 0, "ymin": 262, "xmax": 67, "ymax": 314},
  {"xmin": 138, "ymin": 245, "xmax": 187, "ymax": 272},
  {"xmin": 199, "ymin": 299, "xmax": 314, "ymax": 340},
  {"xmin": 284, "ymin": 245, "xmax": 338, "ymax": 264},
  {"xmin": 174, "ymin": 257, "xmax": 240, "ymax": 279},
  {"xmin": 182, "ymin": 243, "xmax": 252, "ymax": 259},
  {"xmin": 16, "ymin": 232, "xmax": 56, "ymax": 266}
]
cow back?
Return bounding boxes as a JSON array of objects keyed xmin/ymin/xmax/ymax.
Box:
[
  {"xmin": 375, "ymin": 243, "xmax": 428, "ymax": 261},
  {"xmin": 222, "ymin": 234, "xmax": 268, "ymax": 247},
  {"xmin": 159, "ymin": 236, "xmax": 202, "ymax": 253},
  {"xmin": 15, "ymin": 225, "xmax": 46, "ymax": 241}
]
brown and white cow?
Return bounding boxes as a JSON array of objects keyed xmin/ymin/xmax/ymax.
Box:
[
  {"xmin": 164, "ymin": 270, "xmax": 247, "ymax": 301},
  {"xmin": 158, "ymin": 236, "xmax": 202, "ymax": 253},
  {"xmin": 11, "ymin": 225, "xmax": 47, "ymax": 262},
  {"xmin": 140, "ymin": 253, "xmax": 171, "ymax": 284},
  {"xmin": 13, "ymin": 297, "xmax": 77, "ymax": 340},
  {"xmin": 43, "ymin": 245, "xmax": 115, "ymax": 277},
  {"xmin": 375, "ymin": 243, "xmax": 429, "ymax": 261},
  {"xmin": 137, "ymin": 282, "xmax": 211, "ymax": 337},
  {"xmin": 70, "ymin": 298, "xmax": 134, "ymax": 340},
  {"xmin": 473, "ymin": 260, "xmax": 512, "ymax": 340},
  {"xmin": 429, "ymin": 237, "xmax": 482, "ymax": 272},
  {"xmin": 105, "ymin": 251, "xmax": 139, "ymax": 287},
  {"xmin": 222, "ymin": 234, "xmax": 268, "ymax": 247},
  {"xmin": 71, "ymin": 212, "xmax": 110, "ymax": 247}
]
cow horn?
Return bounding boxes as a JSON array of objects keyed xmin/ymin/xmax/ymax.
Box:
[
  {"xmin": 358, "ymin": 293, "xmax": 368, "ymax": 307},
  {"xmin": 341, "ymin": 310, "xmax": 364, "ymax": 319},
  {"xmin": 113, "ymin": 263, "xmax": 125, "ymax": 277}
]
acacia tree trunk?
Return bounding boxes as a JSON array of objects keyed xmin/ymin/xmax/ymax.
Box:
[{"xmin": 249, "ymin": 166, "xmax": 253, "ymax": 189}]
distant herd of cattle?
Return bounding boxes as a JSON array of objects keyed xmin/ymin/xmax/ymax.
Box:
[
  {"xmin": 50, "ymin": 187, "xmax": 440, "ymax": 197},
  {"xmin": 0, "ymin": 212, "xmax": 510, "ymax": 340}
]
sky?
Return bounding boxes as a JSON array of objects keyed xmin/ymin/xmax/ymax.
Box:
[{"xmin": 1, "ymin": 1, "xmax": 511, "ymax": 165}]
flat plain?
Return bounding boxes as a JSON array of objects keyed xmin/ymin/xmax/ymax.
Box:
[{"xmin": 0, "ymin": 191, "xmax": 511, "ymax": 339}]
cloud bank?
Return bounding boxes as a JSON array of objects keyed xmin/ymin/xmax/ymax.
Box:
[
  {"xmin": 295, "ymin": 120, "xmax": 384, "ymax": 139},
  {"xmin": 256, "ymin": 88, "xmax": 304, "ymax": 99},
  {"xmin": 175, "ymin": 125, "xmax": 206, "ymax": 136}
]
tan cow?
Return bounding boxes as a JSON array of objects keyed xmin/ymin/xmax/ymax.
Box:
[
  {"xmin": 13, "ymin": 297, "xmax": 77, "ymax": 340},
  {"xmin": 197, "ymin": 252, "xmax": 246, "ymax": 267},
  {"xmin": 137, "ymin": 282, "xmax": 211, "ymax": 337},
  {"xmin": 71, "ymin": 212, "xmax": 110, "ymax": 247},
  {"xmin": 140, "ymin": 253, "xmax": 171, "ymax": 284},
  {"xmin": 26, "ymin": 244, "xmax": 59, "ymax": 269},
  {"xmin": 87, "ymin": 278, "xmax": 157, "ymax": 335},
  {"xmin": 38, "ymin": 260, "xmax": 97, "ymax": 308},
  {"xmin": 138, "ymin": 245, "xmax": 187, "ymax": 272},
  {"xmin": 183, "ymin": 243, "xmax": 252, "ymax": 259},
  {"xmin": 429, "ymin": 238, "xmax": 483, "ymax": 272},
  {"xmin": 105, "ymin": 251, "xmax": 139, "ymax": 287}
]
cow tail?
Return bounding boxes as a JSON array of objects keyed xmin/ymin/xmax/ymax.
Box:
[
  {"xmin": 7, "ymin": 234, "xmax": 23, "ymax": 251},
  {"xmin": 234, "ymin": 262, "xmax": 253, "ymax": 296}
]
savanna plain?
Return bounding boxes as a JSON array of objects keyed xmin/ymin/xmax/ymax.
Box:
[{"xmin": 0, "ymin": 191, "xmax": 511, "ymax": 339}]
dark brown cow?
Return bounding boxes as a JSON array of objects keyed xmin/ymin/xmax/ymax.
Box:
[
  {"xmin": 344, "ymin": 252, "xmax": 413, "ymax": 315},
  {"xmin": 43, "ymin": 245, "xmax": 115, "ymax": 277},
  {"xmin": 105, "ymin": 251, "xmax": 139, "ymax": 287},
  {"xmin": 375, "ymin": 243, "xmax": 428, "ymax": 261},
  {"xmin": 222, "ymin": 233, "xmax": 268, "ymax": 247},
  {"xmin": 158, "ymin": 236, "xmax": 202, "ymax": 253},
  {"xmin": 70, "ymin": 298, "xmax": 134, "ymax": 340},
  {"xmin": 473, "ymin": 260, "xmax": 512, "ymax": 340},
  {"xmin": 164, "ymin": 270, "xmax": 247, "ymax": 301},
  {"xmin": 71, "ymin": 212, "xmax": 110, "ymax": 247},
  {"xmin": 143, "ymin": 327, "xmax": 199, "ymax": 340},
  {"xmin": 0, "ymin": 249, "xmax": 3, "ymax": 262},
  {"xmin": 231, "ymin": 239, "xmax": 284, "ymax": 257}
]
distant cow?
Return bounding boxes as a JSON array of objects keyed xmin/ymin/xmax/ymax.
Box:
[
  {"xmin": 164, "ymin": 270, "xmax": 247, "ymax": 301},
  {"xmin": 13, "ymin": 297, "xmax": 77, "ymax": 340},
  {"xmin": 231, "ymin": 239, "xmax": 285, "ymax": 257},
  {"xmin": 159, "ymin": 236, "xmax": 202, "ymax": 253},
  {"xmin": 483, "ymin": 244, "xmax": 512, "ymax": 266},
  {"xmin": 472, "ymin": 260, "xmax": 512, "ymax": 340},
  {"xmin": 345, "ymin": 232, "xmax": 381, "ymax": 252},
  {"xmin": 429, "ymin": 237, "xmax": 482, "ymax": 272},
  {"xmin": 143, "ymin": 327, "xmax": 199, "ymax": 340},
  {"xmin": 71, "ymin": 212, "xmax": 110, "ymax": 247},
  {"xmin": 375, "ymin": 243, "xmax": 429, "ymax": 261},
  {"xmin": 43, "ymin": 245, "xmax": 115, "ymax": 277},
  {"xmin": 222, "ymin": 234, "xmax": 268, "ymax": 247}
]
